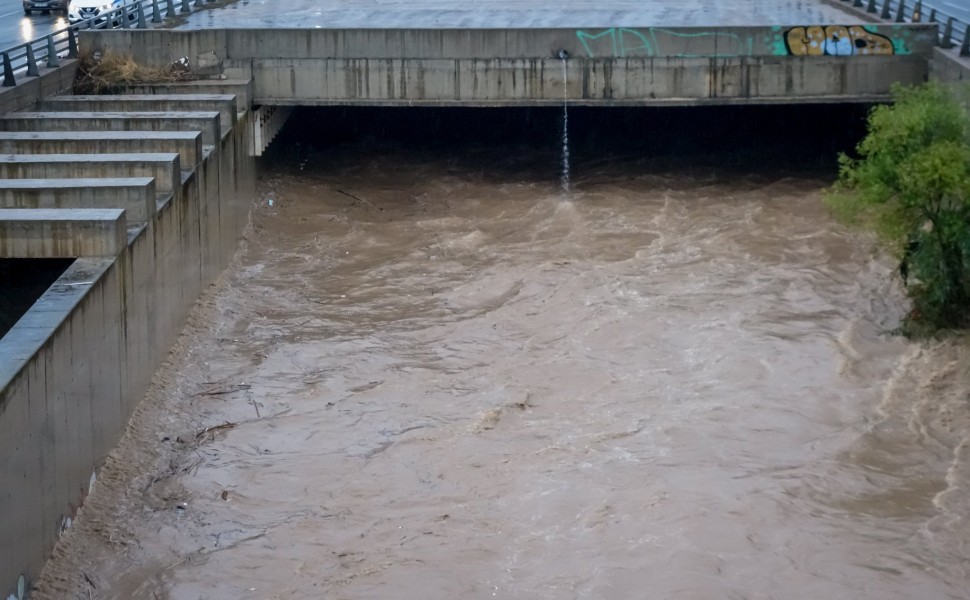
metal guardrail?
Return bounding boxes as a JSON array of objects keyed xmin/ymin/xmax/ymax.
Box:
[
  {"xmin": 0, "ymin": 0, "xmax": 220, "ymax": 88},
  {"xmin": 840, "ymin": 0, "xmax": 970, "ymax": 55}
]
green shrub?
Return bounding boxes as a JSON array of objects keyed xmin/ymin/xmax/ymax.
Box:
[{"xmin": 827, "ymin": 82, "xmax": 970, "ymax": 334}]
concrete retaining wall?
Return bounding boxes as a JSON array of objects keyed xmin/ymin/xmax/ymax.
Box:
[
  {"xmin": 82, "ymin": 25, "xmax": 938, "ymax": 105},
  {"xmin": 0, "ymin": 90, "xmax": 255, "ymax": 598},
  {"xmin": 930, "ymin": 47, "xmax": 970, "ymax": 81},
  {"xmin": 0, "ymin": 62, "xmax": 78, "ymax": 115}
]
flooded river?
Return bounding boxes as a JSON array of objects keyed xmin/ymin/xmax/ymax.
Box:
[{"xmin": 35, "ymin": 108, "xmax": 970, "ymax": 599}]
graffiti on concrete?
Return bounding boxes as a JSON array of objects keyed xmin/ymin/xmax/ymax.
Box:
[
  {"xmin": 576, "ymin": 28, "xmax": 753, "ymax": 58},
  {"xmin": 784, "ymin": 25, "xmax": 895, "ymax": 56},
  {"xmin": 575, "ymin": 26, "xmax": 916, "ymax": 59}
]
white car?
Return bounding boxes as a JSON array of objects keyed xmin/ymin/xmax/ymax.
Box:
[{"xmin": 67, "ymin": 0, "xmax": 137, "ymax": 24}]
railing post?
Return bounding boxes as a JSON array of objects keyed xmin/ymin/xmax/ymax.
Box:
[
  {"xmin": 151, "ymin": 0, "xmax": 162, "ymax": 23},
  {"xmin": 867, "ymin": 0, "xmax": 878, "ymax": 14},
  {"xmin": 941, "ymin": 17, "xmax": 954, "ymax": 48},
  {"xmin": 68, "ymin": 28, "xmax": 79, "ymax": 58},
  {"xmin": 46, "ymin": 35, "xmax": 59, "ymax": 67},
  {"xmin": 2, "ymin": 52, "xmax": 16, "ymax": 87},
  {"xmin": 880, "ymin": 0, "xmax": 892, "ymax": 19},
  {"xmin": 962, "ymin": 27, "xmax": 970, "ymax": 57},
  {"xmin": 912, "ymin": 0, "xmax": 922, "ymax": 22},
  {"xmin": 166, "ymin": 0, "xmax": 176, "ymax": 18},
  {"xmin": 929, "ymin": 8, "xmax": 937, "ymax": 22},
  {"xmin": 120, "ymin": 6, "xmax": 129, "ymax": 28},
  {"xmin": 853, "ymin": 0, "xmax": 863, "ymax": 6},
  {"xmin": 195, "ymin": 0, "xmax": 203, "ymax": 7},
  {"xmin": 25, "ymin": 44, "xmax": 39, "ymax": 77},
  {"xmin": 181, "ymin": 0, "xmax": 191, "ymax": 13},
  {"xmin": 136, "ymin": 1, "xmax": 147, "ymax": 28},
  {"xmin": 896, "ymin": 0, "xmax": 906, "ymax": 22}
]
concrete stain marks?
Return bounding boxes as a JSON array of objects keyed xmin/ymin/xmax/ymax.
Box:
[
  {"xmin": 38, "ymin": 95, "xmax": 240, "ymax": 130},
  {"xmin": 0, "ymin": 178, "xmax": 157, "ymax": 223},
  {"xmin": 0, "ymin": 208, "xmax": 127, "ymax": 259},
  {"xmin": 0, "ymin": 131, "xmax": 204, "ymax": 168},
  {"xmin": 116, "ymin": 81, "xmax": 254, "ymax": 115},
  {"xmin": 0, "ymin": 112, "xmax": 223, "ymax": 146},
  {"xmin": 0, "ymin": 153, "xmax": 182, "ymax": 195},
  {"xmin": 174, "ymin": 0, "xmax": 862, "ymax": 29}
]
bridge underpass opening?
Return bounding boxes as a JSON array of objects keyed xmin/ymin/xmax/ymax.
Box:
[{"xmin": 261, "ymin": 104, "xmax": 874, "ymax": 178}]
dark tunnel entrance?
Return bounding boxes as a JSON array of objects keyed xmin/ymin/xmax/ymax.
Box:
[{"xmin": 264, "ymin": 103, "xmax": 874, "ymax": 179}]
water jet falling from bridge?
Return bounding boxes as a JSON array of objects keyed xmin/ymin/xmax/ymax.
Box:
[{"xmin": 559, "ymin": 50, "xmax": 570, "ymax": 193}]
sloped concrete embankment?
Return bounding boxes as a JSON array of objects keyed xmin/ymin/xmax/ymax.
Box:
[{"xmin": 0, "ymin": 65, "xmax": 256, "ymax": 598}]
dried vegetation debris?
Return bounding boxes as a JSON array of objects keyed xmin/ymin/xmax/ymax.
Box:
[{"xmin": 72, "ymin": 50, "xmax": 198, "ymax": 95}]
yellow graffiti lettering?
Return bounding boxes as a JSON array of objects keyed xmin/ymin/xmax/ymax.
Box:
[
  {"xmin": 785, "ymin": 26, "xmax": 894, "ymax": 56},
  {"xmin": 847, "ymin": 26, "xmax": 894, "ymax": 55}
]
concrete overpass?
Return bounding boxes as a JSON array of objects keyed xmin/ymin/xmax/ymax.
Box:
[
  {"xmin": 82, "ymin": 24, "xmax": 938, "ymax": 107},
  {"xmin": 0, "ymin": 0, "xmax": 969, "ymax": 598}
]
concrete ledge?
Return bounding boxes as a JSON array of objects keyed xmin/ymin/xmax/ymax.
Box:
[
  {"xmin": 0, "ymin": 112, "xmax": 222, "ymax": 146},
  {"xmin": 118, "ymin": 80, "xmax": 254, "ymax": 111},
  {"xmin": 0, "ymin": 178, "xmax": 156, "ymax": 223},
  {"xmin": 264, "ymin": 95, "xmax": 895, "ymax": 107},
  {"xmin": 38, "ymin": 94, "xmax": 239, "ymax": 131},
  {"xmin": 0, "ymin": 62, "xmax": 79, "ymax": 115},
  {"xmin": 0, "ymin": 131, "xmax": 203, "ymax": 168},
  {"xmin": 0, "ymin": 153, "xmax": 181, "ymax": 195},
  {"xmin": 0, "ymin": 208, "xmax": 127, "ymax": 258}
]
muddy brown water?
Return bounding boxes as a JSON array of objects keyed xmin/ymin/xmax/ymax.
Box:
[{"xmin": 34, "ymin": 142, "xmax": 970, "ymax": 599}]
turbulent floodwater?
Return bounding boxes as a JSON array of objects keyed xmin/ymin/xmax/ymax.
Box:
[{"xmin": 35, "ymin": 125, "xmax": 970, "ymax": 599}]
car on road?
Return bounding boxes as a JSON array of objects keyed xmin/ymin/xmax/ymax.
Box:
[
  {"xmin": 23, "ymin": 0, "xmax": 67, "ymax": 15},
  {"xmin": 67, "ymin": 0, "xmax": 137, "ymax": 24}
]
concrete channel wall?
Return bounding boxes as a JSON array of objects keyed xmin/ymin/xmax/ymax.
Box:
[
  {"xmin": 83, "ymin": 25, "xmax": 939, "ymax": 106},
  {"xmin": 0, "ymin": 66, "xmax": 256, "ymax": 598}
]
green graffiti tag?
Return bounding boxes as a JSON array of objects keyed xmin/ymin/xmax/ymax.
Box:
[
  {"xmin": 576, "ymin": 28, "xmax": 652, "ymax": 58},
  {"xmin": 575, "ymin": 28, "xmax": 753, "ymax": 58},
  {"xmin": 577, "ymin": 26, "xmax": 916, "ymax": 59}
]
